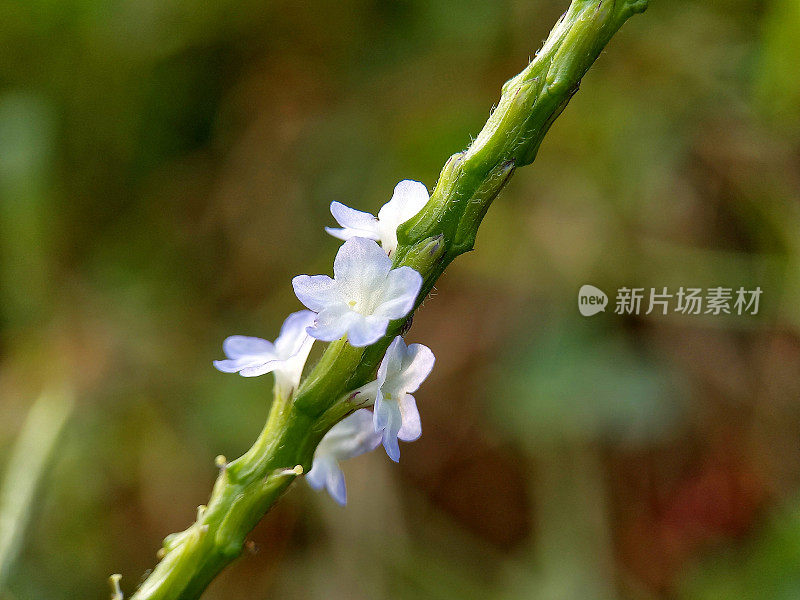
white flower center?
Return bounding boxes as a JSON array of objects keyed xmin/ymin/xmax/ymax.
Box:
[{"xmin": 344, "ymin": 288, "xmax": 381, "ymax": 316}]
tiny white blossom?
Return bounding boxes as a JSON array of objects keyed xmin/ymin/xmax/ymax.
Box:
[
  {"xmin": 292, "ymin": 237, "xmax": 422, "ymax": 347},
  {"xmin": 356, "ymin": 336, "xmax": 435, "ymax": 462},
  {"xmin": 213, "ymin": 310, "xmax": 316, "ymax": 397},
  {"xmin": 325, "ymin": 179, "xmax": 430, "ymax": 256},
  {"xmin": 306, "ymin": 409, "xmax": 382, "ymax": 505}
]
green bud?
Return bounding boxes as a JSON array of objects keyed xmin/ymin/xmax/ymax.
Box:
[
  {"xmin": 395, "ymin": 234, "xmax": 446, "ymax": 277},
  {"xmin": 396, "ymin": 153, "xmax": 464, "ymax": 247},
  {"xmin": 453, "ymin": 161, "xmax": 515, "ymax": 254}
]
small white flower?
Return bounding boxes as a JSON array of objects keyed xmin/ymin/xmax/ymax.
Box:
[
  {"xmin": 306, "ymin": 409, "xmax": 382, "ymax": 505},
  {"xmin": 356, "ymin": 336, "xmax": 435, "ymax": 462},
  {"xmin": 213, "ymin": 310, "xmax": 316, "ymax": 397},
  {"xmin": 325, "ymin": 179, "xmax": 430, "ymax": 256},
  {"xmin": 292, "ymin": 237, "xmax": 423, "ymax": 347}
]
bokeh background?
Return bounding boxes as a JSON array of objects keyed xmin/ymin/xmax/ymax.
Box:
[{"xmin": 1, "ymin": 0, "xmax": 800, "ymax": 598}]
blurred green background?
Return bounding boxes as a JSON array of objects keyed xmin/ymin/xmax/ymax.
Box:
[{"xmin": 1, "ymin": 0, "xmax": 800, "ymax": 598}]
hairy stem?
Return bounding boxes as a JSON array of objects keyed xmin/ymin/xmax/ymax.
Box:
[{"xmin": 128, "ymin": 2, "xmax": 648, "ymax": 598}]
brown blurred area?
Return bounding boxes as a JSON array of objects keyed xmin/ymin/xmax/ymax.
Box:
[{"xmin": 2, "ymin": 0, "xmax": 800, "ymax": 598}]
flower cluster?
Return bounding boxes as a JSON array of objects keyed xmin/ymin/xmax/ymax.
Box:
[{"xmin": 215, "ymin": 181, "xmax": 436, "ymax": 504}]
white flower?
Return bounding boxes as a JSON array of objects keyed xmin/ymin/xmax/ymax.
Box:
[
  {"xmin": 356, "ymin": 336, "xmax": 435, "ymax": 462},
  {"xmin": 213, "ymin": 310, "xmax": 316, "ymax": 397},
  {"xmin": 292, "ymin": 237, "xmax": 423, "ymax": 347},
  {"xmin": 325, "ymin": 179, "xmax": 430, "ymax": 256},
  {"xmin": 306, "ymin": 409, "xmax": 382, "ymax": 505}
]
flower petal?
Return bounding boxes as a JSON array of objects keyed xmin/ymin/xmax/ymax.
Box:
[
  {"xmin": 306, "ymin": 456, "xmax": 332, "ymax": 490},
  {"xmin": 333, "ymin": 237, "xmax": 392, "ymax": 297},
  {"xmin": 325, "ymin": 464, "xmax": 348, "ymax": 506},
  {"xmin": 373, "ymin": 266, "xmax": 422, "ymax": 319},
  {"xmin": 320, "ymin": 410, "xmax": 380, "ymax": 457},
  {"xmin": 292, "ymin": 274, "xmax": 342, "ymax": 313},
  {"xmin": 307, "ymin": 307, "xmax": 359, "ymax": 342},
  {"xmin": 347, "ymin": 314, "xmax": 390, "ymax": 347},
  {"xmin": 222, "ymin": 335, "xmax": 275, "ymax": 360},
  {"xmin": 275, "ymin": 343, "xmax": 314, "ymax": 396},
  {"xmin": 308, "ymin": 410, "xmax": 382, "ymax": 505},
  {"xmin": 382, "ymin": 430, "xmax": 401, "ymax": 463},
  {"xmin": 377, "ymin": 336, "xmax": 405, "ymax": 385},
  {"xmin": 274, "ymin": 310, "xmax": 316, "ymax": 358},
  {"xmin": 377, "ymin": 180, "xmax": 429, "ymax": 228},
  {"xmin": 238, "ymin": 358, "xmax": 285, "ymax": 378},
  {"xmin": 330, "ymin": 410, "xmax": 381, "ymax": 457},
  {"xmin": 400, "ymin": 343, "xmax": 435, "ymax": 393},
  {"xmin": 213, "ymin": 358, "xmax": 254, "ymax": 373},
  {"xmin": 330, "ymin": 201, "xmax": 380, "ymax": 233},
  {"xmin": 397, "ymin": 394, "xmax": 421, "ymax": 442},
  {"xmin": 325, "ymin": 226, "xmax": 376, "ymax": 242},
  {"xmin": 374, "ymin": 395, "xmax": 402, "ymax": 462}
]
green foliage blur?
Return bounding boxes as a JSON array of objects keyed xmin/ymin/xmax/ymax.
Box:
[{"xmin": 1, "ymin": 0, "xmax": 799, "ymax": 598}]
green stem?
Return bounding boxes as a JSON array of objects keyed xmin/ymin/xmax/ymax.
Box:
[{"xmin": 128, "ymin": 2, "xmax": 647, "ymax": 598}]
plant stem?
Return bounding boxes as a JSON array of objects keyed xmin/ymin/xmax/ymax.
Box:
[{"xmin": 128, "ymin": 2, "xmax": 648, "ymax": 598}]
